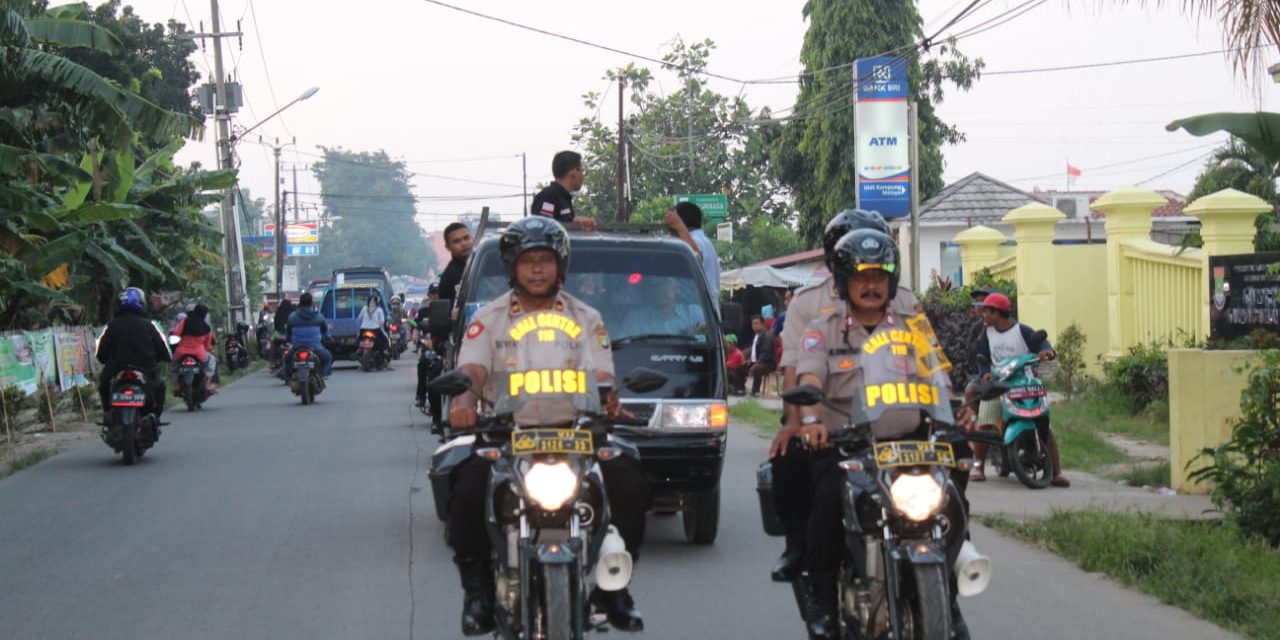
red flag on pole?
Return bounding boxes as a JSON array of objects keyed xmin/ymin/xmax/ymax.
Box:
[{"xmin": 1067, "ymin": 163, "xmax": 1082, "ymax": 177}]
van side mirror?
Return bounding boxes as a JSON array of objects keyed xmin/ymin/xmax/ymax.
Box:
[{"xmin": 428, "ymin": 299, "xmax": 453, "ymax": 334}]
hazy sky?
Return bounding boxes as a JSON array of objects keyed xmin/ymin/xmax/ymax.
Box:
[{"xmin": 126, "ymin": 0, "xmax": 1279, "ymax": 232}]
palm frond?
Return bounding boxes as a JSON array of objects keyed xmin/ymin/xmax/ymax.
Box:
[
  {"xmin": 0, "ymin": 8, "xmax": 29, "ymax": 48},
  {"xmin": 24, "ymin": 18, "xmax": 122, "ymax": 54}
]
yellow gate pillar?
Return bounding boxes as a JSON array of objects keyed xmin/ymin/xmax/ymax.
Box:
[
  {"xmin": 1094, "ymin": 187, "xmax": 1165, "ymax": 358},
  {"xmin": 1003, "ymin": 203, "xmax": 1065, "ymax": 337},
  {"xmin": 953, "ymin": 225, "xmax": 1007, "ymax": 285},
  {"xmin": 1186, "ymin": 188, "xmax": 1269, "ymax": 337}
]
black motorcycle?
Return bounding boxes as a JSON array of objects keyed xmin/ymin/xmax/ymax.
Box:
[
  {"xmin": 428, "ymin": 368, "xmax": 665, "ymax": 640},
  {"xmin": 102, "ymin": 367, "xmax": 161, "ymax": 465},
  {"xmin": 256, "ymin": 313, "xmax": 274, "ymax": 360},
  {"xmin": 773, "ymin": 381, "xmax": 992, "ymax": 640},
  {"xmin": 357, "ymin": 329, "xmax": 387, "ymax": 372},
  {"xmin": 173, "ymin": 353, "xmax": 209, "ymax": 412},
  {"xmin": 224, "ymin": 322, "xmax": 251, "ymax": 371},
  {"xmin": 389, "ymin": 322, "xmax": 408, "ymax": 360},
  {"xmin": 289, "ymin": 345, "xmax": 325, "ymax": 405},
  {"xmin": 272, "ymin": 341, "xmax": 292, "ymax": 381}
]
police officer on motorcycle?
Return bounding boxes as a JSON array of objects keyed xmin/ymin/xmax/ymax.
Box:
[
  {"xmin": 445, "ymin": 216, "xmax": 651, "ymax": 636},
  {"xmin": 95, "ymin": 287, "xmax": 171, "ymax": 423},
  {"xmin": 771, "ymin": 209, "xmax": 921, "ymax": 582},
  {"xmin": 792, "ymin": 229, "xmax": 974, "ymax": 640}
]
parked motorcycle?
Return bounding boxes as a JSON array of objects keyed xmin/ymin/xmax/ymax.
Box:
[
  {"xmin": 773, "ymin": 371, "xmax": 992, "ymax": 639},
  {"xmin": 427, "ymin": 367, "xmax": 667, "ymax": 640},
  {"xmin": 357, "ymin": 329, "xmax": 387, "ymax": 372},
  {"xmin": 102, "ymin": 367, "xmax": 161, "ymax": 465},
  {"xmin": 970, "ymin": 330, "xmax": 1056, "ymax": 489},
  {"xmin": 224, "ymin": 322, "xmax": 251, "ymax": 371},
  {"xmin": 289, "ymin": 345, "xmax": 326, "ymax": 405}
]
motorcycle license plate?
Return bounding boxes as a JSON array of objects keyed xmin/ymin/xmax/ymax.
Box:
[
  {"xmin": 111, "ymin": 391, "xmax": 145, "ymax": 407},
  {"xmin": 359, "ymin": 340, "xmax": 373, "ymax": 349},
  {"xmin": 179, "ymin": 366, "xmax": 201, "ymax": 374},
  {"xmin": 511, "ymin": 429, "xmax": 593, "ymax": 455},
  {"xmin": 294, "ymin": 360, "xmax": 315, "ymax": 369},
  {"xmin": 873, "ymin": 441, "xmax": 955, "ymax": 468},
  {"xmin": 1007, "ymin": 385, "xmax": 1047, "ymax": 400}
]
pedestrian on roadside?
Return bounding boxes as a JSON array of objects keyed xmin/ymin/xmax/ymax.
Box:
[
  {"xmin": 771, "ymin": 287, "xmax": 795, "ymax": 338},
  {"xmin": 663, "ymin": 201, "xmax": 720, "ymax": 293},
  {"xmin": 530, "ymin": 150, "xmax": 597, "ymax": 231},
  {"xmin": 725, "ymin": 334, "xmax": 747, "ymax": 395},
  {"xmin": 747, "ymin": 315, "xmax": 777, "ymax": 397}
]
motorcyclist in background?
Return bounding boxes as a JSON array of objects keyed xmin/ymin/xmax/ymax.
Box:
[
  {"xmin": 271, "ymin": 297, "xmax": 296, "ymax": 365},
  {"xmin": 171, "ymin": 303, "xmax": 218, "ymax": 394},
  {"xmin": 95, "ymin": 287, "xmax": 171, "ymax": 423},
  {"xmin": 285, "ymin": 292, "xmax": 333, "ymax": 378}
]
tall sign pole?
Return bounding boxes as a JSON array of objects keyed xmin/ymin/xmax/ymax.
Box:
[
  {"xmin": 854, "ymin": 57, "xmax": 912, "ymax": 283},
  {"xmin": 908, "ymin": 102, "xmax": 921, "ymax": 292}
]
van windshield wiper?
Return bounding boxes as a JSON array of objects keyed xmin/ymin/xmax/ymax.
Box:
[{"xmin": 611, "ymin": 333, "xmax": 699, "ymax": 347}]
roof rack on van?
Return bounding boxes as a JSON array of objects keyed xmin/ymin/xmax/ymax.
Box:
[{"xmin": 474, "ymin": 207, "xmax": 666, "ymax": 239}]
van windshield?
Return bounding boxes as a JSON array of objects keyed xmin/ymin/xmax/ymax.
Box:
[{"xmin": 466, "ymin": 245, "xmax": 713, "ymax": 344}]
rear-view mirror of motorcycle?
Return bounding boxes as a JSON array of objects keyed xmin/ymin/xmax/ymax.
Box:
[
  {"xmin": 427, "ymin": 370, "xmax": 472, "ymax": 397},
  {"xmin": 781, "ymin": 384, "xmax": 824, "ymax": 406},
  {"xmin": 427, "ymin": 299, "xmax": 452, "ymax": 334},
  {"xmin": 622, "ymin": 367, "xmax": 668, "ymax": 394},
  {"xmin": 167, "ymin": 334, "xmax": 181, "ymax": 347}
]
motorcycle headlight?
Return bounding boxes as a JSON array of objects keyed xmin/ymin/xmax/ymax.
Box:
[
  {"xmin": 523, "ymin": 462, "xmax": 579, "ymax": 511},
  {"xmin": 889, "ymin": 473, "xmax": 944, "ymax": 522}
]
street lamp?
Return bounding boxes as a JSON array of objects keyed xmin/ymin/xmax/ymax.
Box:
[{"xmin": 232, "ymin": 86, "xmax": 319, "ymax": 144}]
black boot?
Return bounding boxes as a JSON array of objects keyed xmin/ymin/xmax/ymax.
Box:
[
  {"xmin": 806, "ymin": 572, "xmax": 840, "ymax": 640},
  {"xmin": 455, "ymin": 556, "xmax": 494, "ymax": 636},
  {"xmin": 772, "ymin": 533, "xmax": 805, "ymax": 582},
  {"xmin": 590, "ymin": 587, "xmax": 644, "ymax": 632}
]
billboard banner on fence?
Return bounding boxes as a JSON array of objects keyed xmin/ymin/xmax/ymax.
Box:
[
  {"xmin": 0, "ymin": 332, "xmax": 39, "ymax": 394},
  {"xmin": 23, "ymin": 329, "xmax": 57, "ymax": 390},
  {"xmin": 54, "ymin": 327, "xmax": 92, "ymax": 390}
]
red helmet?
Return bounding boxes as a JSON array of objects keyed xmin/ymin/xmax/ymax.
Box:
[{"xmin": 983, "ymin": 292, "xmax": 1012, "ymax": 312}]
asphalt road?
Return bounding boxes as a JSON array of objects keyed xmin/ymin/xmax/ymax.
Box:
[{"xmin": 0, "ymin": 364, "xmax": 1240, "ymax": 640}]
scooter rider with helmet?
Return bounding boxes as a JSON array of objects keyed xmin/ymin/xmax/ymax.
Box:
[
  {"xmin": 791, "ymin": 228, "xmax": 975, "ymax": 640},
  {"xmin": 769, "ymin": 209, "xmax": 922, "ymax": 583},
  {"xmin": 95, "ymin": 287, "xmax": 171, "ymax": 423},
  {"xmin": 445, "ymin": 216, "xmax": 651, "ymax": 635}
]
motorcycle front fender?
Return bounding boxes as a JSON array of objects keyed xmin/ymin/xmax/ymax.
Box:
[
  {"xmin": 897, "ymin": 538, "xmax": 947, "ymax": 565},
  {"xmin": 1003, "ymin": 419, "xmax": 1038, "ymax": 446}
]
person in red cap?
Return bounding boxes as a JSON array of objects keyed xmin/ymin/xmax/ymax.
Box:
[{"xmin": 968, "ymin": 292, "xmax": 1070, "ymax": 487}]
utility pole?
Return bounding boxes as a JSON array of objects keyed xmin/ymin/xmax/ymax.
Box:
[
  {"xmin": 273, "ymin": 141, "xmax": 283, "ymax": 300},
  {"xmin": 207, "ymin": 0, "xmax": 248, "ymax": 330},
  {"xmin": 292, "ymin": 164, "xmax": 299, "ymax": 222},
  {"xmin": 617, "ymin": 76, "xmax": 627, "ymax": 222},
  {"xmin": 521, "ymin": 152, "xmax": 528, "ymax": 218}
]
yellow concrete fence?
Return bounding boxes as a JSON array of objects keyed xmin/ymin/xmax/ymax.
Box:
[{"xmin": 1168, "ymin": 349, "xmax": 1251, "ymax": 493}]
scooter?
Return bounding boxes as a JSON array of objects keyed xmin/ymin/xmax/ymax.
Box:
[
  {"xmin": 289, "ymin": 345, "xmax": 326, "ymax": 405},
  {"xmin": 102, "ymin": 367, "xmax": 162, "ymax": 465},
  {"xmin": 389, "ymin": 322, "xmax": 408, "ymax": 360},
  {"xmin": 357, "ymin": 329, "xmax": 387, "ymax": 372},
  {"xmin": 224, "ymin": 322, "xmax": 251, "ymax": 371},
  {"xmin": 170, "ymin": 335, "xmax": 210, "ymax": 412},
  {"xmin": 970, "ymin": 334, "xmax": 1056, "ymax": 489}
]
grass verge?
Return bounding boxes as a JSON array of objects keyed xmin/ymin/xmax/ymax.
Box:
[
  {"xmin": 985, "ymin": 510, "xmax": 1280, "ymax": 640},
  {"xmin": 730, "ymin": 399, "xmax": 781, "ymax": 435},
  {"xmin": 1118, "ymin": 461, "xmax": 1172, "ymax": 488},
  {"xmin": 1052, "ymin": 409, "xmax": 1130, "ymax": 473},
  {"xmin": 1055, "ymin": 388, "xmax": 1169, "ymax": 445},
  {"xmin": 0, "ymin": 447, "xmax": 58, "ymax": 480}
]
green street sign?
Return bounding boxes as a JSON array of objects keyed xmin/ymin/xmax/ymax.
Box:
[{"xmin": 674, "ymin": 193, "xmax": 728, "ymax": 224}]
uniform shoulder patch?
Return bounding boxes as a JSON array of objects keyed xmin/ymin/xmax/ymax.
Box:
[
  {"xmin": 466, "ymin": 321, "xmax": 485, "ymax": 340},
  {"xmin": 540, "ymin": 201, "xmax": 556, "ymax": 214},
  {"xmin": 802, "ymin": 331, "xmax": 824, "ymax": 351},
  {"xmin": 596, "ymin": 325, "xmax": 610, "ymax": 350}
]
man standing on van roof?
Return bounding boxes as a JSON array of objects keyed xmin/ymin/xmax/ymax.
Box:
[
  {"xmin": 664, "ymin": 201, "xmax": 720, "ymax": 293},
  {"xmin": 530, "ymin": 150, "xmax": 597, "ymax": 231}
]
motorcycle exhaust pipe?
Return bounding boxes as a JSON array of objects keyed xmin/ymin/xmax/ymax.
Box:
[
  {"xmin": 594, "ymin": 525, "xmax": 633, "ymax": 592},
  {"xmin": 954, "ymin": 540, "xmax": 992, "ymax": 597}
]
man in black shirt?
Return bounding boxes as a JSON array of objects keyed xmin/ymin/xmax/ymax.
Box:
[
  {"xmin": 416, "ymin": 223, "xmax": 474, "ymax": 416},
  {"xmin": 529, "ymin": 150, "xmax": 597, "ymax": 230}
]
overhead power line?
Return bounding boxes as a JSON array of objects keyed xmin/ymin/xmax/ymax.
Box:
[
  {"xmin": 1136, "ymin": 152, "xmax": 1214, "ymax": 186},
  {"xmin": 1004, "ymin": 142, "xmax": 1222, "ymax": 182},
  {"xmin": 983, "ymin": 44, "xmax": 1271, "ymax": 76},
  {"xmin": 294, "ymin": 190, "xmax": 524, "ymax": 202}
]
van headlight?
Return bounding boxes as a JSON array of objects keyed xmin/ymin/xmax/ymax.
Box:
[
  {"xmin": 660, "ymin": 402, "xmax": 728, "ymax": 428},
  {"xmin": 523, "ymin": 462, "xmax": 579, "ymax": 511},
  {"xmin": 889, "ymin": 473, "xmax": 944, "ymax": 521}
]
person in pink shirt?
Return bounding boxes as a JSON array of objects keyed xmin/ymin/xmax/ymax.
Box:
[{"xmin": 172, "ymin": 304, "xmax": 218, "ymax": 393}]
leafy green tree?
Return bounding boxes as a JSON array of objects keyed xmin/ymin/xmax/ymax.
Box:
[
  {"xmin": 59, "ymin": 0, "xmax": 202, "ymax": 118},
  {"xmin": 771, "ymin": 0, "xmax": 982, "ymax": 243},
  {"xmin": 571, "ymin": 38, "xmax": 789, "ymax": 228},
  {"xmin": 307, "ymin": 148, "xmax": 436, "ymax": 280},
  {"xmin": 1189, "ymin": 138, "xmax": 1280, "ymax": 251},
  {"xmin": 714, "ymin": 217, "xmax": 805, "ymax": 269}
]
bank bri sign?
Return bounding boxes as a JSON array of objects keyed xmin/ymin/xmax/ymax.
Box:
[{"xmin": 855, "ymin": 57, "xmax": 910, "ymax": 219}]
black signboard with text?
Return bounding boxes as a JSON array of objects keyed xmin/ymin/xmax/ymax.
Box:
[{"xmin": 1210, "ymin": 252, "xmax": 1280, "ymax": 340}]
